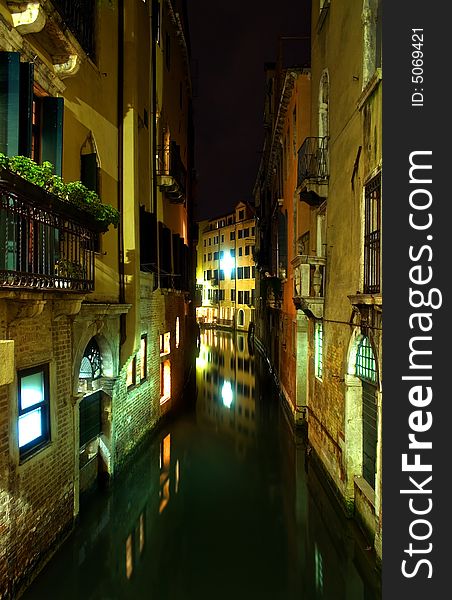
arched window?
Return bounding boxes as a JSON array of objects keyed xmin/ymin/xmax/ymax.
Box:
[
  {"xmin": 79, "ymin": 338, "xmax": 102, "ymax": 386},
  {"xmin": 355, "ymin": 335, "xmax": 378, "ymax": 488},
  {"xmin": 355, "ymin": 336, "xmax": 377, "ymax": 383},
  {"xmin": 318, "ymin": 70, "xmax": 329, "ymax": 140}
]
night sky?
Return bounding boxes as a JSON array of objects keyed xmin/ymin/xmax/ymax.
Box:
[{"xmin": 188, "ymin": 1, "xmax": 311, "ymax": 220}]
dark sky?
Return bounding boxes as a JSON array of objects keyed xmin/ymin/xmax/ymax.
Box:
[{"xmin": 188, "ymin": 1, "xmax": 311, "ymax": 221}]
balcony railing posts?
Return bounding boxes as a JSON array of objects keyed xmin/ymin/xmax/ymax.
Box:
[
  {"xmin": 156, "ymin": 142, "xmax": 187, "ymax": 202},
  {"xmin": 297, "ymin": 137, "xmax": 329, "ymax": 189},
  {"xmin": 52, "ymin": 0, "xmax": 96, "ymax": 58},
  {"xmin": 0, "ymin": 176, "xmax": 97, "ymax": 291}
]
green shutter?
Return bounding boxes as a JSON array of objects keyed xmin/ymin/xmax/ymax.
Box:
[
  {"xmin": 81, "ymin": 153, "xmax": 98, "ymax": 192},
  {"xmin": 19, "ymin": 61, "xmax": 34, "ymax": 157},
  {"xmin": 41, "ymin": 97, "xmax": 64, "ymax": 175},
  {"xmin": 0, "ymin": 52, "xmax": 20, "ymax": 156}
]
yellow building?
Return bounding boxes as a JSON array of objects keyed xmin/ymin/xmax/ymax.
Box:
[
  {"xmin": 196, "ymin": 202, "xmax": 256, "ymax": 331},
  {"xmin": 0, "ymin": 0, "xmax": 195, "ymax": 595}
]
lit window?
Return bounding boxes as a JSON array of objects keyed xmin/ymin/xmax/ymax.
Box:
[
  {"xmin": 18, "ymin": 365, "xmax": 50, "ymax": 459},
  {"xmin": 160, "ymin": 360, "xmax": 171, "ymax": 403},
  {"xmin": 127, "ymin": 357, "xmax": 136, "ymax": 389},
  {"xmin": 315, "ymin": 322, "xmax": 323, "ymax": 379},
  {"xmin": 160, "ymin": 332, "xmax": 171, "ymax": 356},
  {"xmin": 175, "ymin": 317, "xmax": 180, "ymax": 349},
  {"xmin": 356, "ymin": 336, "xmax": 377, "ymax": 383},
  {"xmin": 140, "ymin": 335, "xmax": 147, "ymax": 381}
]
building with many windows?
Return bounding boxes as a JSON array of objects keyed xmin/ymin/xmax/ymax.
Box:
[
  {"xmin": 254, "ymin": 0, "xmax": 382, "ymax": 559},
  {"xmin": 195, "ymin": 202, "xmax": 256, "ymax": 331},
  {"xmin": 0, "ymin": 1, "xmax": 196, "ymax": 595}
]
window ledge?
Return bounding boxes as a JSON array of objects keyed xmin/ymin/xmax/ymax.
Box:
[
  {"xmin": 160, "ymin": 396, "xmax": 171, "ymax": 405},
  {"xmin": 354, "ymin": 475, "xmax": 376, "ymax": 508},
  {"xmin": 357, "ymin": 68, "xmax": 382, "ymax": 111}
]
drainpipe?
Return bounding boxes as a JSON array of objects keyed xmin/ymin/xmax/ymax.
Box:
[
  {"xmin": 152, "ymin": 0, "xmax": 160, "ymax": 289},
  {"xmin": 118, "ymin": 0, "xmax": 126, "ymax": 344}
]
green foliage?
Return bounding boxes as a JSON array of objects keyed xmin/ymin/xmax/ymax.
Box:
[{"xmin": 0, "ymin": 154, "xmax": 119, "ymax": 228}]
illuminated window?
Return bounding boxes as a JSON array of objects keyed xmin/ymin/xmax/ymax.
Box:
[
  {"xmin": 18, "ymin": 364, "xmax": 50, "ymax": 459},
  {"xmin": 315, "ymin": 322, "xmax": 323, "ymax": 379},
  {"xmin": 140, "ymin": 335, "xmax": 147, "ymax": 381},
  {"xmin": 160, "ymin": 360, "xmax": 171, "ymax": 403},
  {"xmin": 356, "ymin": 336, "xmax": 377, "ymax": 383},
  {"xmin": 160, "ymin": 331, "xmax": 171, "ymax": 356},
  {"xmin": 127, "ymin": 357, "xmax": 136, "ymax": 389},
  {"xmin": 175, "ymin": 317, "xmax": 180, "ymax": 349}
]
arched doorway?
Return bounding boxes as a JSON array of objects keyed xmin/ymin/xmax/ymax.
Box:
[
  {"xmin": 78, "ymin": 337, "xmax": 110, "ymax": 496},
  {"xmin": 238, "ymin": 309, "xmax": 245, "ymax": 327},
  {"xmin": 355, "ymin": 335, "xmax": 378, "ymax": 489}
]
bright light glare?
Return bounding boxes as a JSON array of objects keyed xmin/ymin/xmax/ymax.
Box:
[
  {"xmin": 222, "ymin": 381, "xmax": 233, "ymax": 408},
  {"xmin": 220, "ymin": 251, "xmax": 235, "ymax": 278},
  {"xmin": 21, "ymin": 372, "xmax": 44, "ymax": 409},
  {"xmin": 18, "ymin": 408, "xmax": 42, "ymax": 447}
]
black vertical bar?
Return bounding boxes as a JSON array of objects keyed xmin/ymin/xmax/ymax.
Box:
[{"xmin": 384, "ymin": 1, "xmax": 450, "ymax": 596}]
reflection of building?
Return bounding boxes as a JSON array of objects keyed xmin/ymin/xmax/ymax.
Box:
[
  {"xmin": 195, "ymin": 202, "xmax": 256, "ymax": 331},
  {"xmin": 254, "ymin": 1, "xmax": 382, "ymax": 560},
  {"xmin": 196, "ymin": 329, "xmax": 256, "ymax": 457},
  {"xmin": 0, "ymin": 1, "xmax": 195, "ymax": 595}
]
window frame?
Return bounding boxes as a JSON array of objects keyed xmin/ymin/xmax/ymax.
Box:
[
  {"xmin": 140, "ymin": 334, "xmax": 148, "ymax": 382},
  {"xmin": 18, "ymin": 363, "xmax": 51, "ymax": 460},
  {"xmin": 314, "ymin": 321, "xmax": 323, "ymax": 380}
]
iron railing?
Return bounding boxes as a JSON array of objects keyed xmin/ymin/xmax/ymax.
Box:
[
  {"xmin": 52, "ymin": 0, "xmax": 96, "ymax": 58},
  {"xmin": 297, "ymin": 137, "xmax": 329, "ymax": 188},
  {"xmin": 0, "ymin": 178, "xmax": 97, "ymax": 291},
  {"xmin": 156, "ymin": 142, "xmax": 187, "ymax": 200}
]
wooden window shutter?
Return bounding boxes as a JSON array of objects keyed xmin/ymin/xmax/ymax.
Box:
[
  {"xmin": 19, "ymin": 61, "xmax": 34, "ymax": 157},
  {"xmin": 41, "ymin": 96, "xmax": 64, "ymax": 175},
  {"xmin": 0, "ymin": 52, "xmax": 20, "ymax": 156}
]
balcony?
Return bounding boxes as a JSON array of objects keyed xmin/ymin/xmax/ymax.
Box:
[
  {"xmin": 296, "ymin": 137, "xmax": 329, "ymax": 206},
  {"xmin": 262, "ymin": 276, "xmax": 282, "ymax": 310},
  {"xmin": 156, "ymin": 142, "xmax": 187, "ymax": 204},
  {"xmin": 7, "ymin": 0, "xmax": 96, "ymax": 76},
  {"xmin": 0, "ymin": 170, "xmax": 102, "ymax": 292},
  {"xmin": 292, "ymin": 254, "xmax": 326, "ymax": 318}
]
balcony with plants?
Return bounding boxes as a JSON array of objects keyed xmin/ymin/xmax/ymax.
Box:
[{"xmin": 0, "ymin": 155, "xmax": 119, "ymax": 292}]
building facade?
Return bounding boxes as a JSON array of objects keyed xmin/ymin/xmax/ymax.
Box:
[
  {"xmin": 196, "ymin": 202, "xmax": 256, "ymax": 332},
  {"xmin": 254, "ymin": 0, "xmax": 382, "ymax": 559},
  {"xmin": 0, "ymin": 1, "xmax": 196, "ymax": 596}
]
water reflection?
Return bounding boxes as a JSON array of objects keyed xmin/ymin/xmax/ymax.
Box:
[{"xmin": 24, "ymin": 330, "xmax": 380, "ymax": 600}]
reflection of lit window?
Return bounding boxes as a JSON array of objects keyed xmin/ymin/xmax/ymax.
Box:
[
  {"xmin": 315, "ymin": 544, "xmax": 324, "ymax": 593},
  {"xmin": 175, "ymin": 459, "xmax": 180, "ymax": 494},
  {"xmin": 160, "ymin": 332, "xmax": 171, "ymax": 356},
  {"xmin": 127, "ymin": 357, "xmax": 136, "ymax": 389},
  {"xmin": 18, "ymin": 365, "xmax": 50, "ymax": 459},
  {"xmin": 159, "ymin": 434, "xmax": 171, "ymax": 513},
  {"xmin": 175, "ymin": 317, "xmax": 180, "ymax": 348},
  {"xmin": 160, "ymin": 361, "xmax": 171, "ymax": 403},
  {"xmin": 140, "ymin": 335, "xmax": 147, "ymax": 381},
  {"xmin": 126, "ymin": 534, "xmax": 133, "ymax": 579},
  {"xmin": 139, "ymin": 513, "xmax": 145, "ymax": 553},
  {"xmin": 222, "ymin": 381, "xmax": 233, "ymax": 408}
]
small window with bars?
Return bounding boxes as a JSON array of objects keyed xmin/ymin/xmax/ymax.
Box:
[
  {"xmin": 364, "ymin": 173, "xmax": 381, "ymax": 294},
  {"xmin": 356, "ymin": 336, "xmax": 377, "ymax": 383},
  {"xmin": 314, "ymin": 321, "xmax": 323, "ymax": 380}
]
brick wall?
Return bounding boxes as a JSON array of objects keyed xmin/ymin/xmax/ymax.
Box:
[
  {"xmin": 0, "ymin": 303, "xmax": 76, "ymax": 599},
  {"xmin": 112, "ymin": 279, "xmax": 188, "ymax": 472}
]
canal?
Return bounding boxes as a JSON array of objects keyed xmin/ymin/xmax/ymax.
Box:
[{"xmin": 24, "ymin": 329, "xmax": 381, "ymax": 600}]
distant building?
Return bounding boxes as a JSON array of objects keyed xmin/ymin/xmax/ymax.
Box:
[{"xmin": 196, "ymin": 202, "xmax": 256, "ymax": 331}]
